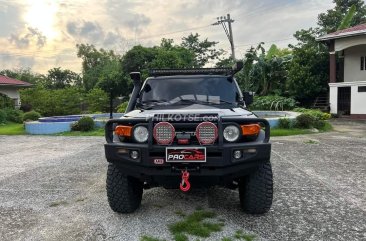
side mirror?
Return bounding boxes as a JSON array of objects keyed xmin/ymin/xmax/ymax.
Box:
[{"xmin": 243, "ymin": 91, "xmax": 254, "ymax": 106}]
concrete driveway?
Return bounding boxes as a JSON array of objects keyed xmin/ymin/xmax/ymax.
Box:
[{"xmin": 0, "ymin": 120, "xmax": 365, "ymax": 241}]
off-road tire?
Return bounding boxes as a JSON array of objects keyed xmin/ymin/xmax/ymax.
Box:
[
  {"xmin": 106, "ymin": 163, "xmax": 143, "ymax": 213},
  {"xmin": 239, "ymin": 161, "xmax": 273, "ymax": 214}
]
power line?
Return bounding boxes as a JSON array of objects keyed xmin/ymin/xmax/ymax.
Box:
[
  {"xmin": 234, "ymin": 37, "xmax": 296, "ymax": 49},
  {"xmin": 136, "ymin": 25, "xmax": 211, "ymax": 41}
]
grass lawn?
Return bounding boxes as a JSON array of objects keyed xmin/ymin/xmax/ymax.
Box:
[
  {"xmin": 271, "ymin": 121, "xmax": 333, "ymax": 137},
  {"xmin": 57, "ymin": 128, "xmax": 104, "ymax": 136},
  {"xmin": 0, "ymin": 123, "xmax": 26, "ymax": 135}
]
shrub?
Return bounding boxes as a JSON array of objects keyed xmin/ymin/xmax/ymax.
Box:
[
  {"xmin": 117, "ymin": 101, "xmax": 128, "ymax": 113},
  {"xmin": 73, "ymin": 116, "xmax": 94, "ymax": 132},
  {"xmin": 21, "ymin": 87, "xmax": 83, "ymax": 116},
  {"xmin": 0, "ymin": 109, "xmax": 6, "ymax": 124},
  {"xmin": 293, "ymin": 108, "xmax": 331, "ymax": 120},
  {"xmin": 71, "ymin": 121, "xmax": 80, "ymax": 131},
  {"xmin": 4, "ymin": 108, "xmax": 23, "ymax": 123},
  {"xmin": 313, "ymin": 119, "xmax": 326, "ymax": 129},
  {"xmin": 278, "ymin": 118, "xmax": 292, "ymax": 129},
  {"xmin": 251, "ymin": 95, "xmax": 297, "ymax": 111},
  {"xmin": 294, "ymin": 114, "xmax": 315, "ymax": 129},
  {"xmin": 23, "ymin": 111, "xmax": 41, "ymax": 122}
]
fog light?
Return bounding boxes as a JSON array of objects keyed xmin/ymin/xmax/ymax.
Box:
[
  {"xmin": 233, "ymin": 150, "xmax": 242, "ymax": 159},
  {"xmin": 130, "ymin": 150, "xmax": 139, "ymax": 159},
  {"xmin": 117, "ymin": 148, "xmax": 128, "ymax": 154},
  {"xmin": 243, "ymin": 148, "xmax": 257, "ymax": 154}
]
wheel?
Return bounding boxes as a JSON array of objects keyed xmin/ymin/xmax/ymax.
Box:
[
  {"xmin": 106, "ymin": 163, "xmax": 143, "ymax": 213},
  {"xmin": 239, "ymin": 161, "xmax": 273, "ymax": 214}
]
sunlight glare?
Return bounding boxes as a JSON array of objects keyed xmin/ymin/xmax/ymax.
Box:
[{"xmin": 24, "ymin": 0, "xmax": 58, "ymax": 40}]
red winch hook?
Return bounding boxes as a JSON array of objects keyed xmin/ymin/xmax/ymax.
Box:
[{"xmin": 179, "ymin": 170, "xmax": 191, "ymax": 192}]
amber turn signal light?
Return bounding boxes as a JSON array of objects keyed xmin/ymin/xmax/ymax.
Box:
[
  {"xmin": 115, "ymin": 125, "xmax": 132, "ymax": 137},
  {"xmin": 240, "ymin": 124, "xmax": 261, "ymax": 136}
]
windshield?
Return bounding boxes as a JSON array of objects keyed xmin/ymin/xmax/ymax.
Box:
[{"xmin": 139, "ymin": 76, "xmax": 239, "ymax": 108}]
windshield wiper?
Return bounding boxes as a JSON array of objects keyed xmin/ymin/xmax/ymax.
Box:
[
  {"xmin": 207, "ymin": 99, "xmax": 235, "ymax": 105},
  {"xmin": 139, "ymin": 99, "xmax": 170, "ymax": 109},
  {"xmin": 172, "ymin": 99, "xmax": 235, "ymax": 106}
]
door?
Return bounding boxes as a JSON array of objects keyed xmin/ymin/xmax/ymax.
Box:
[{"xmin": 337, "ymin": 87, "xmax": 351, "ymax": 115}]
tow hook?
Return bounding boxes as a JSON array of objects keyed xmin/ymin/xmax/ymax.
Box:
[{"xmin": 179, "ymin": 170, "xmax": 191, "ymax": 192}]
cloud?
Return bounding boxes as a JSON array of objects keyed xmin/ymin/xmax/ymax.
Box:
[
  {"xmin": 0, "ymin": 52, "xmax": 35, "ymax": 69},
  {"xmin": 103, "ymin": 32, "xmax": 123, "ymax": 46},
  {"xmin": 105, "ymin": 0, "xmax": 151, "ymax": 32},
  {"xmin": 66, "ymin": 20, "xmax": 125, "ymax": 47},
  {"xmin": 66, "ymin": 21, "xmax": 104, "ymax": 43},
  {"xmin": 9, "ymin": 27, "xmax": 47, "ymax": 48},
  {"xmin": 0, "ymin": 2, "xmax": 25, "ymax": 37}
]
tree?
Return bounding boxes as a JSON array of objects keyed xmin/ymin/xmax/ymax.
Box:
[
  {"xmin": 266, "ymin": 44, "xmax": 292, "ymax": 59},
  {"xmin": 286, "ymin": 1, "xmax": 366, "ymax": 105},
  {"xmin": 45, "ymin": 67, "xmax": 81, "ymax": 89},
  {"xmin": 181, "ymin": 33, "xmax": 224, "ymax": 67},
  {"xmin": 86, "ymin": 88, "xmax": 109, "ymax": 113},
  {"xmin": 121, "ymin": 39, "xmax": 196, "ymax": 77},
  {"xmin": 20, "ymin": 87, "xmax": 83, "ymax": 116},
  {"xmin": 121, "ymin": 45, "xmax": 156, "ymax": 74},
  {"xmin": 287, "ymin": 29, "xmax": 329, "ymax": 103},
  {"xmin": 338, "ymin": 5, "xmax": 356, "ymax": 30},
  {"xmin": 76, "ymin": 44, "xmax": 121, "ymax": 91},
  {"xmin": 96, "ymin": 59, "xmax": 127, "ymax": 97},
  {"xmin": 318, "ymin": 0, "xmax": 366, "ymax": 33},
  {"xmin": 240, "ymin": 43, "xmax": 290, "ymax": 96}
]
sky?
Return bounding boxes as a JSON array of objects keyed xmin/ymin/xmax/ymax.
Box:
[{"xmin": 0, "ymin": 0, "xmax": 335, "ymax": 74}]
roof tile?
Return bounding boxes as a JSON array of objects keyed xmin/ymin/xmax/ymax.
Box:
[{"xmin": 0, "ymin": 75, "xmax": 32, "ymax": 86}]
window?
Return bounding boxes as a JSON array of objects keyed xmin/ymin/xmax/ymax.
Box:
[
  {"xmin": 358, "ymin": 86, "xmax": 366, "ymax": 92},
  {"xmin": 361, "ymin": 56, "xmax": 365, "ymax": 71}
]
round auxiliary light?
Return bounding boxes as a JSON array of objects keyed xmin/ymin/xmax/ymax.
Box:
[
  {"xmin": 196, "ymin": 122, "xmax": 218, "ymax": 145},
  {"xmin": 130, "ymin": 150, "xmax": 139, "ymax": 159},
  {"xmin": 223, "ymin": 125, "xmax": 240, "ymax": 142},
  {"xmin": 233, "ymin": 150, "xmax": 242, "ymax": 159},
  {"xmin": 153, "ymin": 122, "xmax": 175, "ymax": 145},
  {"xmin": 133, "ymin": 126, "xmax": 149, "ymax": 143}
]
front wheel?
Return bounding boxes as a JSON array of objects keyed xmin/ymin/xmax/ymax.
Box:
[
  {"xmin": 239, "ymin": 161, "xmax": 273, "ymax": 214},
  {"xmin": 106, "ymin": 163, "xmax": 143, "ymax": 213}
]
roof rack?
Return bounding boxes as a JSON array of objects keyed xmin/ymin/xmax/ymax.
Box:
[{"xmin": 149, "ymin": 61, "xmax": 243, "ymax": 77}]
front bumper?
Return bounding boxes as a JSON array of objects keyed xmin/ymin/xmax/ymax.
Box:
[
  {"xmin": 104, "ymin": 117, "xmax": 271, "ymax": 187},
  {"xmin": 105, "ymin": 142, "xmax": 271, "ymax": 182}
]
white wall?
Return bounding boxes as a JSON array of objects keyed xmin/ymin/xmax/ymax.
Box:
[
  {"xmin": 329, "ymin": 81, "xmax": 366, "ymax": 115},
  {"xmin": 344, "ymin": 45, "xmax": 366, "ymax": 82},
  {"xmin": 0, "ymin": 86, "xmax": 20, "ymax": 106},
  {"xmin": 329, "ymin": 86, "xmax": 337, "ymax": 114},
  {"xmin": 351, "ymin": 85, "xmax": 366, "ymax": 114}
]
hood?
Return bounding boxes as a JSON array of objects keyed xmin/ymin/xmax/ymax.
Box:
[{"xmin": 123, "ymin": 104, "xmax": 255, "ymax": 118}]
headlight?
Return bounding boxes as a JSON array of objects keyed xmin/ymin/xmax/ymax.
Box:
[
  {"xmin": 223, "ymin": 125, "xmax": 240, "ymax": 142},
  {"xmin": 133, "ymin": 126, "xmax": 149, "ymax": 143}
]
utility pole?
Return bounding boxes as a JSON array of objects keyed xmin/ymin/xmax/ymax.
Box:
[{"xmin": 212, "ymin": 14, "xmax": 236, "ymax": 60}]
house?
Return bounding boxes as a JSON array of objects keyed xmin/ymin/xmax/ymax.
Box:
[
  {"xmin": 0, "ymin": 75, "xmax": 32, "ymax": 108},
  {"xmin": 317, "ymin": 23, "xmax": 366, "ymax": 119}
]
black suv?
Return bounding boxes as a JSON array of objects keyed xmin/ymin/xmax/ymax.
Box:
[{"xmin": 104, "ymin": 62, "xmax": 273, "ymax": 214}]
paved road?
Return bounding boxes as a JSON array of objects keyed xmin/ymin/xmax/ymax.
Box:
[{"xmin": 0, "ymin": 121, "xmax": 365, "ymax": 241}]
